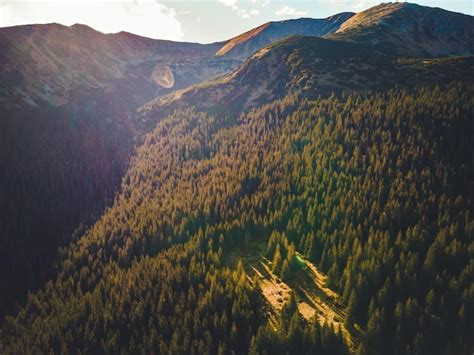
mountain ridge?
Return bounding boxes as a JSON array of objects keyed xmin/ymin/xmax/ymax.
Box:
[
  {"xmin": 0, "ymin": 22, "xmax": 229, "ymax": 108},
  {"xmin": 330, "ymin": 2, "xmax": 474, "ymax": 57},
  {"xmin": 215, "ymin": 12, "xmax": 355, "ymax": 59},
  {"xmin": 141, "ymin": 35, "xmax": 474, "ymax": 120}
]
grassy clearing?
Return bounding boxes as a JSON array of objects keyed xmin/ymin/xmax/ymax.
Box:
[{"xmin": 226, "ymin": 242, "xmax": 359, "ymax": 350}]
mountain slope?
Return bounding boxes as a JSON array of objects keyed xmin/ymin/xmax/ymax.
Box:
[
  {"xmin": 2, "ymin": 6, "xmax": 473, "ymax": 309},
  {"xmin": 330, "ymin": 2, "xmax": 474, "ymax": 57},
  {"xmin": 142, "ymin": 35, "xmax": 474, "ymax": 118},
  {"xmin": 0, "ymin": 23, "xmax": 238, "ymax": 315},
  {"xmin": 0, "ymin": 23, "xmax": 231, "ymax": 107},
  {"xmin": 215, "ymin": 12, "xmax": 354, "ymax": 60},
  {"xmin": 2, "ymin": 81, "xmax": 472, "ymax": 353},
  {"xmin": 1, "ymin": 4, "xmax": 474, "ymax": 353}
]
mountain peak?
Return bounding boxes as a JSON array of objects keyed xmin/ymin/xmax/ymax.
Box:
[
  {"xmin": 69, "ymin": 23, "xmax": 103, "ymax": 38},
  {"xmin": 332, "ymin": 2, "xmax": 474, "ymax": 57},
  {"xmin": 70, "ymin": 23, "xmax": 98, "ymax": 31}
]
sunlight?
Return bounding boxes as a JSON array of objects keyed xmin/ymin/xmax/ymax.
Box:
[{"xmin": 0, "ymin": 0, "xmax": 183, "ymax": 40}]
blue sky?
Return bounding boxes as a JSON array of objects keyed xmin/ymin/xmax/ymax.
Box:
[{"xmin": 0, "ymin": 0, "xmax": 472, "ymax": 43}]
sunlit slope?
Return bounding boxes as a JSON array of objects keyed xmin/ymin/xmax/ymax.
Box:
[
  {"xmin": 0, "ymin": 3, "xmax": 473, "ymax": 353},
  {"xmin": 330, "ymin": 2, "xmax": 474, "ymax": 57},
  {"xmin": 216, "ymin": 12, "xmax": 354, "ymax": 60},
  {"xmin": 141, "ymin": 35, "xmax": 474, "ymax": 119},
  {"xmin": 0, "ymin": 23, "xmax": 230, "ymax": 108},
  {"xmin": 227, "ymin": 242, "xmax": 358, "ymax": 350},
  {"xmin": 2, "ymin": 82, "xmax": 472, "ymax": 353}
]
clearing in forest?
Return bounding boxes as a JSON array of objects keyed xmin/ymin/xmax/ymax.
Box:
[{"xmin": 227, "ymin": 243, "xmax": 358, "ymax": 349}]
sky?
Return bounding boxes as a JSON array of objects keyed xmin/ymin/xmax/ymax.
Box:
[{"xmin": 0, "ymin": 0, "xmax": 473, "ymax": 43}]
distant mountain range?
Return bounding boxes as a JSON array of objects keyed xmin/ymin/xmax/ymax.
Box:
[
  {"xmin": 142, "ymin": 37, "xmax": 474, "ymax": 118},
  {"xmin": 332, "ymin": 2, "xmax": 474, "ymax": 57},
  {"xmin": 1, "ymin": 2, "xmax": 473, "ymax": 110},
  {"xmin": 0, "ymin": 23, "xmax": 233, "ymax": 108},
  {"xmin": 0, "ymin": 1, "xmax": 473, "ymax": 335},
  {"xmin": 215, "ymin": 2, "xmax": 474, "ymax": 61},
  {"xmin": 215, "ymin": 12, "xmax": 355, "ymax": 60}
]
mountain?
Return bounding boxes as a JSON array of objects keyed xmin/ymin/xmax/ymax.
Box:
[
  {"xmin": 215, "ymin": 12, "xmax": 354, "ymax": 60},
  {"xmin": 330, "ymin": 2, "xmax": 474, "ymax": 57},
  {"xmin": 0, "ymin": 23, "xmax": 236, "ymax": 108},
  {"xmin": 0, "ymin": 22, "xmax": 239, "ymax": 315},
  {"xmin": 142, "ymin": 35, "xmax": 474, "ymax": 118},
  {"xmin": 1, "ymin": 3, "xmax": 474, "ymax": 353},
  {"xmin": 214, "ymin": 2, "xmax": 474, "ymax": 62},
  {"xmin": 1, "ymin": 39, "xmax": 472, "ymax": 354}
]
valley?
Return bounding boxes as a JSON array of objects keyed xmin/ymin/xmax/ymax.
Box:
[{"xmin": 0, "ymin": 2, "xmax": 473, "ymax": 354}]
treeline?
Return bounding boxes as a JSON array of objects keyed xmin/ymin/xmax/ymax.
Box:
[{"xmin": 1, "ymin": 82, "xmax": 473, "ymax": 354}]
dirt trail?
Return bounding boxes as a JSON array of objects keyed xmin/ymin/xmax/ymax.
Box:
[{"xmin": 227, "ymin": 243, "xmax": 357, "ymax": 349}]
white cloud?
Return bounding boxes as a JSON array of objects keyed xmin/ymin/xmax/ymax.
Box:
[
  {"xmin": 237, "ymin": 9, "xmax": 249, "ymax": 19},
  {"xmin": 262, "ymin": 0, "xmax": 270, "ymax": 7},
  {"xmin": 0, "ymin": 0, "xmax": 184, "ymax": 40},
  {"xmin": 219, "ymin": 0, "xmax": 237, "ymax": 7},
  {"xmin": 275, "ymin": 6, "xmax": 307, "ymax": 17},
  {"xmin": 217, "ymin": 0, "xmax": 259, "ymax": 19},
  {"xmin": 178, "ymin": 9, "xmax": 192, "ymax": 15}
]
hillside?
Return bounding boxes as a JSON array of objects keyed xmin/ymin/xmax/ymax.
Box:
[
  {"xmin": 216, "ymin": 12, "xmax": 354, "ymax": 60},
  {"xmin": 0, "ymin": 23, "xmax": 232, "ymax": 107},
  {"xmin": 0, "ymin": 23, "xmax": 238, "ymax": 315},
  {"xmin": 1, "ymin": 2, "xmax": 474, "ymax": 354},
  {"xmin": 1, "ymin": 81, "xmax": 472, "ymax": 353},
  {"xmin": 142, "ymin": 35, "xmax": 474, "ymax": 118},
  {"xmin": 330, "ymin": 2, "xmax": 474, "ymax": 57},
  {"xmin": 214, "ymin": 2, "xmax": 474, "ymax": 62}
]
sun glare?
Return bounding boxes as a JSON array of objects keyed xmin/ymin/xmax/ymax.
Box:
[{"xmin": 0, "ymin": 0, "xmax": 184, "ymax": 40}]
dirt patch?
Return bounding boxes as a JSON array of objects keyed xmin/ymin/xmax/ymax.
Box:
[
  {"xmin": 260, "ymin": 278, "xmax": 291, "ymax": 312},
  {"xmin": 226, "ymin": 243, "xmax": 358, "ymax": 350},
  {"xmin": 298, "ymin": 301, "xmax": 316, "ymax": 320}
]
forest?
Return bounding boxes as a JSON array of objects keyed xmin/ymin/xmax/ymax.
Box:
[{"xmin": 1, "ymin": 82, "xmax": 472, "ymax": 354}]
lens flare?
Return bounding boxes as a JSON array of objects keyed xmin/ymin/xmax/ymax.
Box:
[{"xmin": 151, "ymin": 64, "xmax": 174, "ymax": 88}]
